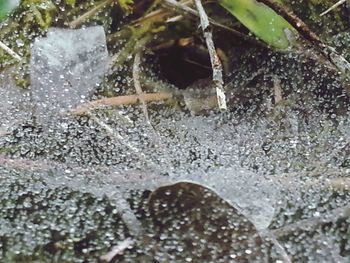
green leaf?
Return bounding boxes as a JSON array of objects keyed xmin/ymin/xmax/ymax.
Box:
[
  {"xmin": 219, "ymin": 0, "xmax": 296, "ymax": 50},
  {"xmin": 65, "ymin": 0, "xmax": 76, "ymax": 6},
  {"xmin": 0, "ymin": 0, "xmax": 20, "ymax": 21}
]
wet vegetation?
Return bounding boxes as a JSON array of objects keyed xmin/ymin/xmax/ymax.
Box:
[{"xmin": 0, "ymin": 0, "xmax": 350, "ymax": 262}]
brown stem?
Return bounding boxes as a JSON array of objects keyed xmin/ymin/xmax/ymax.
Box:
[{"xmin": 69, "ymin": 92, "xmax": 173, "ymax": 116}]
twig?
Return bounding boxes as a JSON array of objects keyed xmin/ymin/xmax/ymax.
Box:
[
  {"xmin": 320, "ymin": 0, "xmax": 348, "ymax": 16},
  {"xmin": 0, "ymin": 40, "xmax": 22, "ymax": 62},
  {"xmin": 69, "ymin": 0, "xmax": 114, "ymax": 28},
  {"xmin": 193, "ymin": 0, "xmax": 227, "ymax": 110},
  {"xmin": 69, "ymin": 92, "xmax": 172, "ymax": 116},
  {"xmin": 100, "ymin": 238, "xmax": 135, "ymax": 262}
]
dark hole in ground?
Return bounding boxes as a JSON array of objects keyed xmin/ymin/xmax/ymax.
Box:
[{"xmin": 150, "ymin": 43, "xmax": 212, "ymax": 89}]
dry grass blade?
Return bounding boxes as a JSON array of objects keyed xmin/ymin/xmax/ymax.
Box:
[
  {"xmin": 273, "ymin": 77, "xmax": 283, "ymax": 104},
  {"xmin": 193, "ymin": 0, "xmax": 227, "ymax": 110},
  {"xmin": 133, "ymin": 52, "xmax": 150, "ymax": 122},
  {"xmin": 320, "ymin": 0, "xmax": 347, "ymax": 16},
  {"xmin": 132, "ymin": 52, "xmax": 175, "ymax": 171},
  {"xmin": 87, "ymin": 112, "xmax": 158, "ymax": 170},
  {"xmin": 100, "ymin": 238, "xmax": 135, "ymax": 262},
  {"xmin": 69, "ymin": 0, "xmax": 114, "ymax": 28},
  {"xmin": 0, "ymin": 129, "xmax": 10, "ymax": 136},
  {"xmin": 0, "ymin": 40, "xmax": 22, "ymax": 62}
]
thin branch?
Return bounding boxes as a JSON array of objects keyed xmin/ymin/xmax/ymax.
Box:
[
  {"xmin": 193, "ymin": 0, "xmax": 227, "ymax": 110},
  {"xmin": 69, "ymin": 0, "xmax": 114, "ymax": 28},
  {"xmin": 320, "ymin": 0, "xmax": 347, "ymax": 16},
  {"xmin": 0, "ymin": 40, "xmax": 22, "ymax": 62}
]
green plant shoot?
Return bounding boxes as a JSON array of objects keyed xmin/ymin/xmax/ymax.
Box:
[
  {"xmin": 219, "ymin": 0, "xmax": 296, "ymax": 50},
  {"xmin": 0, "ymin": 0, "xmax": 20, "ymax": 21}
]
